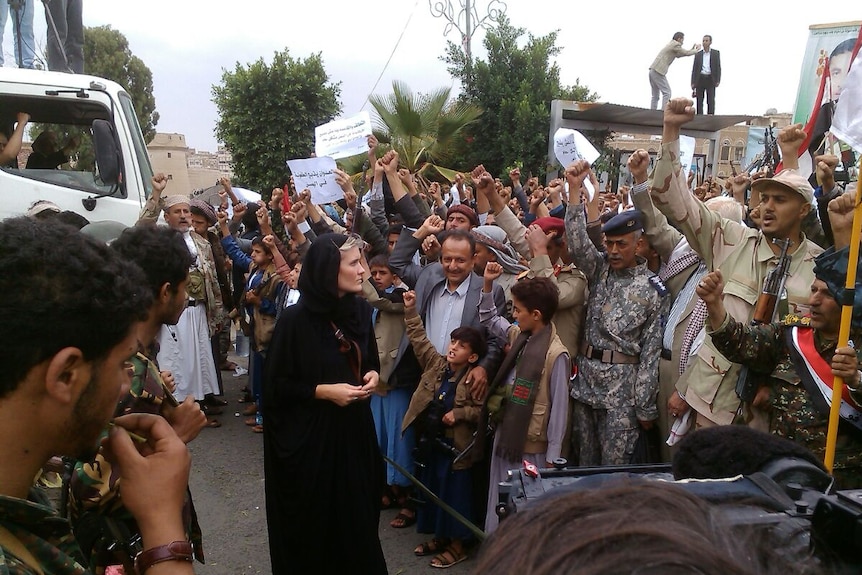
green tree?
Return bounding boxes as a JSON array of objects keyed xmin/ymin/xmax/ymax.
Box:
[
  {"xmin": 444, "ymin": 16, "xmax": 598, "ymax": 177},
  {"xmin": 212, "ymin": 50, "xmax": 341, "ymax": 194},
  {"xmin": 84, "ymin": 26, "xmax": 159, "ymax": 142},
  {"xmin": 368, "ymin": 80, "xmax": 481, "ymax": 181}
]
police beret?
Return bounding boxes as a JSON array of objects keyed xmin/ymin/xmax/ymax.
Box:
[
  {"xmin": 813, "ymin": 246, "xmax": 862, "ymax": 329},
  {"xmin": 601, "ymin": 209, "xmax": 643, "ymax": 236}
]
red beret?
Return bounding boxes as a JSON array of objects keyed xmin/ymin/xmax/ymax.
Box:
[{"xmin": 532, "ymin": 216, "xmax": 565, "ymax": 238}]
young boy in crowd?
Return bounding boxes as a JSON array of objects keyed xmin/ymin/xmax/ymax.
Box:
[
  {"xmin": 218, "ymin": 212, "xmax": 284, "ymax": 433},
  {"xmin": 401, "ymin": 289, "xmax": 486, "ymax": 569},
  {"xmin": 479, "ymin": 263, "xmax": 570, "ymax": 533},
  {"xmin": 361, "ymin": 254, "xmax": 416, "ymax": 527}
]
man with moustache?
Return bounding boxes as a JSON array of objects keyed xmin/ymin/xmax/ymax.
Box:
[
  {"xmin": 696, "ymin": 246, "xmax": 862, "ymax": 488},
  {"xmin": 138, "ymin": 173, "xmax": 225, "ymax": 424},
  {"xmin": 0, "ymin": 217, "xmax": 196, "ymax": 574},
  {"xmin": 565, "ymin": 160, "xmax": 668, "ymax": 465}
]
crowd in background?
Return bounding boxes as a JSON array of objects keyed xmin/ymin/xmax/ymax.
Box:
[{"xmin": 4, "ymin": 96, "xmax": 862, "ymax": 574}]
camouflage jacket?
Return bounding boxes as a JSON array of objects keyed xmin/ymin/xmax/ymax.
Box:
[
  {"xmin": 709, "ymin": 313, "xmax": 862, "ymax": 482},
  {"xmin": 69, "ymin": 346, "xmax": 203, "ymax": 571},
  {"xmin": 0, "ymin": 488, "xmax": 88, "ymax": 574},
  {"xmin": 565, "ymin": 202, "xmax": 669, "ymax": 421},
  {"xmin": 70, "ymin": 348, "xmax": 167, "ymax": 521}
]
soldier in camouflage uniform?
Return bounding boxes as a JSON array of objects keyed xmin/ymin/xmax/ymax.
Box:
[
  {"xmin": 698, "ymin": 246, "xmax": 862, "ymax": 488},
  {"xmin": 0, "ymin": 218, "xmax": 195, "ymax": 575},
  {"xmin": 565, "ymin": 161, "xmax": 669, "ymax": 466},
  {"xmin": 69, "ymin": 226, "xmax": 208, "ymax": 572}
]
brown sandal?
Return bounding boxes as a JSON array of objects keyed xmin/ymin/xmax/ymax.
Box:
[
  {"xmin": 415, "ymin": 538, "xmax": 450, "ymax": 557},
  {"xmin": 430, "ymin": 543, "xmax": 467, "ymax": 569},
  {"xmin": 390, "ymin": 508, "xmax": 416, "ymax": 528}
]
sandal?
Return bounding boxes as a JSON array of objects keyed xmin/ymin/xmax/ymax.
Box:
[
  {"xmin": 244, "ymin": 417, "xmax": 257, "ymax": 426},
  {"xmin": 205, "ymin": 394, "xmax": 229, "ymax": 407},
  {"xmin": 381, "ymin": 487, "xmax": 396, "ymax": 510},
  {"xmin": 430, "ymin": 544, "xmax": 467, "ymax": 569},
  {"xmin": 390, "ymin": 509, "xmax": 416, "ymax": 529},
  {"xmin": 205, "ymin": 418, "xmax": 222, "ymax": 428},
  {"xmin": 415, "ymin": 538, "xmax": 450, "ymax": 557}
]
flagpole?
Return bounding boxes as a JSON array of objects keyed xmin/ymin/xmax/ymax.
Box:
[{"xmin": 824, "ymin": 159, "xmax": 862, "ymax": 471}]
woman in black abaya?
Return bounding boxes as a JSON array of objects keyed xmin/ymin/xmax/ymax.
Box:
[{"xmin": 262, "ymin": 233, "xmax": 387, "ymax": 574}]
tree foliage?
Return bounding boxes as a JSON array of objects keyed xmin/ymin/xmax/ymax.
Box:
[
  {"xmin": 444, "ymin": 16, "xmax": 598, "ymax": 177},
  {"xmin": 368, "ymin": 80, "xmax": 482, "ymax": 181},
  {"xmin": 84, "ymin": 26, "xmax": 159, "ymax": 142},
  {"xmin": 212, "ymin": 50, "xmax": 341, "ymax": 194}
]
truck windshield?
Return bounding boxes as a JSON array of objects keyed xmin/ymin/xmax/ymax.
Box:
[
  {"xmin": 1, "ymin": 89, "xmax": 128, "ymax": 197},
  {"xmin": 3, "ymin": 120, "xmax": 122, "ymax": 196},
  {"xmin": 118, "ymin": 92, "xmax": 154, "ymax": 200}
]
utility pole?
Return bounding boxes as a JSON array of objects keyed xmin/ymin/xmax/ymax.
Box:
[{"xmin": 428, "ymin": 0, "xmax": 507, "ymax": 61}]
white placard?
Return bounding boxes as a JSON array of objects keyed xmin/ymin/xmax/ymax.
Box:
[
  {"xmin": 314, "ymin": 111, "xmax": 372, "ymax": 160},
  {"xmin": 286, "ymin": 157, "xmax": 342, "ymax": 205},
  {"xmin": 553, "ymin": 128, "xmax": 601, "ymax": 201},
  {"xmin": 679, "ymin": 135, "xmax": 696, "ymax": 178}
]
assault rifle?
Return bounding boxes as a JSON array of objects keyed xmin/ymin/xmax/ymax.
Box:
[
  {"xmin": 735, "ymin": 237, "xmax": 793, "ymax": 402},
  {"xmin": 741, "ymin": 127, "xmax": 781, "ymax": 177}
]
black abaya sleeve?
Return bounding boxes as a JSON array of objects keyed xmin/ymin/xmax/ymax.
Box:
[{"xmin": 262, "ymin": 305, "xmax": 317, "ymax": 407}]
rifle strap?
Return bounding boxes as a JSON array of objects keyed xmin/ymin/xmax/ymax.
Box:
[{"xmin": 0, "ymin": 524, "xmax": 45, "ymax": 575}]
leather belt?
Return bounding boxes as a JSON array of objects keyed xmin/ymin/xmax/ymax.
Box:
[
  {"xmin": 580, "ymin": 343, "xmax": 639, "ymax": 365},
  {"xmin": 187, "ymin": 299, "xmax": 203, "ymax": 306},
  {"xmin": 661, "ymin": 348, "xmax": 672, "ymax": 361}
]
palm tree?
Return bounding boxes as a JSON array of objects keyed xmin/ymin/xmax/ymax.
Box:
[{"xmin": 368, "ymin": 80, "xmax": 482, "ymax": 181}]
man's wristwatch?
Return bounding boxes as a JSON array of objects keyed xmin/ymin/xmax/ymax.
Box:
[{"xmin": 134, "ymin": 540, "xmax": 193, "ymax": 573}]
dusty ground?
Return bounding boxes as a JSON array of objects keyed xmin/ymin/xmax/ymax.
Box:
[{"xmin": 188, "ymin": 353, "xmax": 474, "ymax": 575}]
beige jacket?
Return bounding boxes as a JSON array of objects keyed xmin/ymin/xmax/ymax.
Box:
[
  {"xmin": 649, "ymin": 139, "xmax": 822, "ymax": 425},
  {"xmin": 650, "ymin": 40, "xmax": 698, "ymax": 75}
]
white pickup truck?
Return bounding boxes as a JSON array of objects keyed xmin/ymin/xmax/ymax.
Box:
[{"xmin": 0, "ymin": 68, "xmax": 153, "ymax": 226}]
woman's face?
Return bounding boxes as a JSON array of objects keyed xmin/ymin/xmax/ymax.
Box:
[{"xmin": 337, "ymin": 246, "xmax": 365, "ymax": 297}]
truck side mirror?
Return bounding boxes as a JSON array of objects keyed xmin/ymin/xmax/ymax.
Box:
[{"xmin": 92, "ymin": 119, "xmax": 120, "ymax": 186}]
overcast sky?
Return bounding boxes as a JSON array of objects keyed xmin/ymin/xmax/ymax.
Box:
[{"xmin": 4, "ymin": 1, "xmax": 859, "ymax": 152}]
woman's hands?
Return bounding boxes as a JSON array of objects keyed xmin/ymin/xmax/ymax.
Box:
[{"xmin": 315, "ymin": 371, "xmax": 379, "ymax": 407}]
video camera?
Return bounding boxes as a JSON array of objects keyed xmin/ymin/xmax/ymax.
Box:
[{"xmin": 496, "ymin": 458, "xmax": 862, "ymax": 571}]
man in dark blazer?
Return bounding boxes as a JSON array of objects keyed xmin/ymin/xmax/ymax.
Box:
[
  {"xmin": 691, "ymin": 35, "xmax": 721, "ymax": 115},
  {"xmin": 389, "ymin": 215, "xmax": 506, "ymax": 401}
]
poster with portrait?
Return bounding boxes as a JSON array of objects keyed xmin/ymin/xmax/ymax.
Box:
[{"xmin": 792, "ymin": 21, "xmax": 861, "ymax": 161}]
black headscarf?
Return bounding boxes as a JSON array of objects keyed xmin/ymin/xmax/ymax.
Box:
[{"xmin": 298, "ymin": 233, "xmax": 365, "ymax": 338}]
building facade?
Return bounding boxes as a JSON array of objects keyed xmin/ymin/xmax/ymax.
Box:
[{"xmin": 147, "ymin": 132, "xmax": 234, "ymax": 194}]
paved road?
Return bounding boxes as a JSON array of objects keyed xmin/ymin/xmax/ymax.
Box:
[{"xmin": 188, "ymin": 354, "xmax": 474, "ymax": 575}]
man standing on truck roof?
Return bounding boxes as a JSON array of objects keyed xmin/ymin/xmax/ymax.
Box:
[
  {"xmin": 44, "ymin": 0, "xmax": 84, "ymax": 73},
  {"xmin": 0, "ymin": 0, "xmax": 36, "ymax": 69},
  {"xmin": 137, "ymin": 173, "xmax": 226, "ymax": 427}
]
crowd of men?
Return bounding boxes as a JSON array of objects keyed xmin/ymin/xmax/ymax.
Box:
[{"xmin": 1, "ymin": 95, "xmax": 861, "ymax": 573}]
